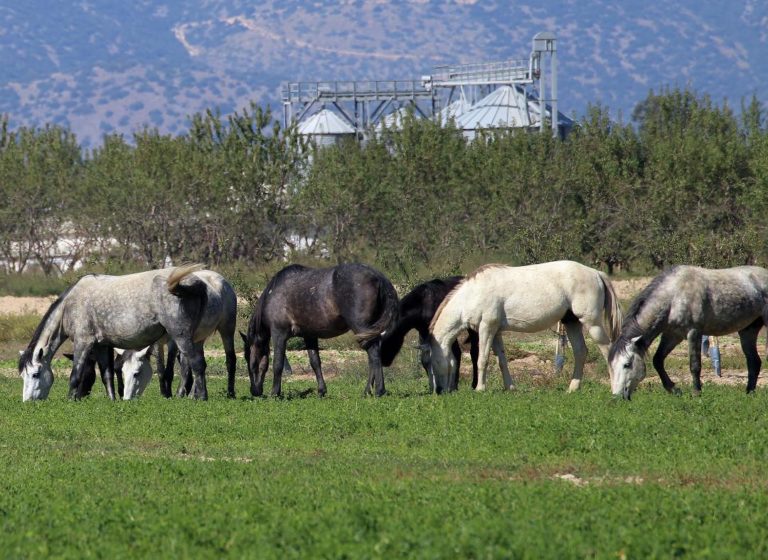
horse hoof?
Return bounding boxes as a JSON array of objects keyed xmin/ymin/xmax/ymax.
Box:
[{"xmin": 671, "ymin": 387, "xmax": 683, "ymax": 397}]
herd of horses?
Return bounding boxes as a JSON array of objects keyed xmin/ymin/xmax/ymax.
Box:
[{"xmin": 17, "ymin": 259, "xmax": 768, "ymax": 402}]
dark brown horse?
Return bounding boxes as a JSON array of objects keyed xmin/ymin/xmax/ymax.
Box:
[
  {"xmin": 243, "ymin": 263, "xmax": 399, "ymax": 397},
  {"xmin": 380, "ymin": 276, "xmax": 478, "ymax": 393}
]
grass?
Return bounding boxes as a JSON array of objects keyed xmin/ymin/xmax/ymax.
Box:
[{"xmin": 2, "ymin": 362, "xmax": 768, "ymax": 558}]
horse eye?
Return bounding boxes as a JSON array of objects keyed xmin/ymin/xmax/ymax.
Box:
[{"xmin": 623, "ymin": 361, "xmax": 632, "ymax": 369}]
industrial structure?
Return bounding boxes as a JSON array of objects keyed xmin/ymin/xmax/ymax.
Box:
[{"xmin": 282, "ymin": 32, "xmax": 570, "ymax": 143}]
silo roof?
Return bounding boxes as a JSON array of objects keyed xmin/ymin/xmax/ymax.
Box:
[
  {"xmin": 456, "ymin": 86, "xmax": 533, "ymax": 130},
  {"xmin": 376, "ymin": 107, "xmax": 419, "ymax": 130},
  {"xmin": 298, "ymin": 109, "xmax": 355, "ymax": 135},
  {"xmin": 437, "ymin": 99, "xmax": 471, "ymax": 124}
]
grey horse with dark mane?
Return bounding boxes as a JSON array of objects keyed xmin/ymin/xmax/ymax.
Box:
[
  {"xmin": 19, "ymin": 264, "xmax": 226, "ymax": 401},
  {"xmin": 609, "ymin": 265, "xmax": 768, "ymax": 399},
  {"xmin": 243, "ymin": 263, "xmax": 399, "ymax": 398}
]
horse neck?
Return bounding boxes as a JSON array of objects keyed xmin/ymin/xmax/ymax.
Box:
[
  {"xmin": 35, "ymin": 302, "xmax": 68, "ymax": 362},
  {"xmin": 430, "ymin": 298, "xmax": 464, "ymax": 350},
  {"xmin": 622, "ymin": 295, "xmax": 670, "ymax": 345}
]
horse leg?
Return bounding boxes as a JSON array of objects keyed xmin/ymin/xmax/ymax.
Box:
[
  {"xmin": 653, "ymin": 332, "xmax": 684, "ymax": 395},
  {"xmin": 271, "ymin": 332, "xmax": 289, "ymax": 397},
  {"xmin": 417, "ymin": 332, "xmax": 436, "ymax": 393},
  {"xmin": 492, "ymin": 332, "xmax": 514, "ymax": 390},
  {"xmin": 686, "ymin": 329, "xmax": 703, "ymax": 396},
  {"xmin": 221, "ymin": 331, "xmax": 237, "ymax": 399},
  {"xmin": 738, "ymin": 322, "xmax": 762, "ymax": 393},
  {"xmin": 474, "ymin": 322, "xmax": 496, "ymax": 392},
  {"xmin": 468, "ymin": 329, "xmax": 479, "ymax": 390},
  {"xmin": 585, "ymin": 324, "xmax": 613, "ymax": 386},
  {"xmin": 68, "ymin": 342, "xmax": 95, "ymax": 400},
  {"xmin": 115, "ymin": 354, "xmax": 125, "ymax": 399},
  {"xmin": 94, "ymin": 346, "xmax": 117, "ymax": 401},
  {"xmin": 365, "ymin": 339, "xmax": 386, "ymax": 397},
  {"xmin": 305, "ymin": 337, "xmax": 327, "ymax": 397},
  {"xmin": 564, "ymin": 322, "xmax": 587, "ymax": 393},
  {"xmin": 79, "ymin": 356, "xmax": 97, "ymax": 397},
  {"xmin": 174, "ymin": 339, "xmax": 207, "ymax": 400},
  {"xmin": 450, "ymin": 340, "xmax": 462, "ymax": 391},
  {"xmin": 160, "ymin": 341, "xmax": 178, "ymax": 398},
  {"xmin": 176, "ymin": 353, "xmax": 193, "ymax": 398}
]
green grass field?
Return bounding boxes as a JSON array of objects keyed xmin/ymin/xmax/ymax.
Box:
[{"xmin": 2, "ymin": 352, "xmax": 768, "ymax": 559}]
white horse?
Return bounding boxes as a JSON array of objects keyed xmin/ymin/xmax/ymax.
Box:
[{"xmin": 429, "ymin": 261, "xmax": 623, "ymax": 393}]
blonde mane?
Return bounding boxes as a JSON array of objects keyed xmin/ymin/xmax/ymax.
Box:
[
  {"xmin": 429, "ymin": 265, "xmax": 508, "ymax": 331},
  {"xmin": 429, "ymin": 282, "xmax": 464, "ymax": 331}
]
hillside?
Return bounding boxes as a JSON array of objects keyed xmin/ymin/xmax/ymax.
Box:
[{"xmin": 1, "ymin": 1, "xmax": 765, "ymax": 147}]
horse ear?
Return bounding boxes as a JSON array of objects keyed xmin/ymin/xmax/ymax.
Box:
[
  {"xmin": 63, "ymin": 353, "xmax": 74, "ymax": 361},
  {"xmin": 630, "ymin": 336, "xmax": 643, "ymax": 348},
  {"xmin": 136, "ymin": 346, "xmax": 152, "ymax": 359}
]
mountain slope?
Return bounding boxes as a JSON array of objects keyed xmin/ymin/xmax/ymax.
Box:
[{"xmin": 1, "ymin": 1, "xmax": 764, "ymax": 147}]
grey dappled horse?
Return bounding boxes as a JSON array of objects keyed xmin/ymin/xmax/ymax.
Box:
[
  {"xmin": 18, "ymin": 264, "xmax": 227, "ymax": 401},
  {"xmin": 609, "ymin": 265, "xmax": 768, "ymax": 399},
  {"xmin": 243, "ymin": 263, "xmax": 399, "ymax": 398}
]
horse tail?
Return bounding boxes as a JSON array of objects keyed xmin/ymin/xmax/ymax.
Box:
[
  {"xmin": 355, "ymin": 277, "xmax": 400, "ymax": 349},
  {"xmin": 166, "ymin": 263, "xmax": 206, "ymax": 297},
  {"xmin": 598, "ymin": 271, "xmax": 623, "ymax": 341}
]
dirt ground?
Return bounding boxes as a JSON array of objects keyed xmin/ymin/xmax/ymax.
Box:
[{"xmin": 0, "ymin": 295, "xmax": 56, "ymax": 315}]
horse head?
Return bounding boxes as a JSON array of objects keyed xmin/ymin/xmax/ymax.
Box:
[
  {"xmin": 117, "ymin": 346, "xmax": 154, "ymax": 400},
  {"xmin": 609, "ymin": 336, "xmax": 646, "ymax": 400},
  {"xmin": 19, "ymin": 347, "xmax": 54, "ymax": 401},
  {"xmin": 428, "ymin": 335, "xmax": 455, "ymax": 394},
  {"xmin": 241, "ymin": 330, "xmax": 270, "ymax": 396}
]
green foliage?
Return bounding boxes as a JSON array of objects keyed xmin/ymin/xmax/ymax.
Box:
[
  {"xmin": 2, "ymin": 88, "xmax": 768, "ymax": 280},
  {"xmin": 2, "ymin": 374, "xmax": 768, "ymax": 558}
]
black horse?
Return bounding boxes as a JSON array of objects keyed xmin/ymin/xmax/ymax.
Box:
[
  {"xmin": 380, "ymin": 276, "xmax": 479, "ymax": 393},
  {"xmin": 243, "ymin": 263, "xmax": 399, "ymax": 398}
]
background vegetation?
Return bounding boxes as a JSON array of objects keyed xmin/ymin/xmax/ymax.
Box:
[{"xmin": 1, "ymin": 87, "xmax": 767, "ymax": 293}]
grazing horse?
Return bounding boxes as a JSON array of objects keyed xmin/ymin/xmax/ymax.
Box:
[
  {"xmin": 65, "ymin": 348, "xmax": 156, "ymax": 401},
  {"xmin": 380, "ymin": 276, "xmax": 479, "ymax": 393},
  {"xmin": 429, "ymin": 261, "xmax": 622, "ymax": 393},
  {"xmin": 243, "ymin": 263, "xmax": 399, "ymax": 398},
  {"xmin": 115, "ymin": 346, "xmax": 156, "ymax": 400},
  {"xmin": 609, "ymin": 265, "xmax": 768, "ymax": 399},
  {"xmin": 115, "ymin": 269, "xmax": 238, "ymax": 400},
  {"xmin": 18, "ymin": 264, "xmax": 222, "ymax": 401}
]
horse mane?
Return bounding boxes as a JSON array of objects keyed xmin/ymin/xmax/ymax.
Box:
[
  {"xmin": 429, "ymin": 281, "xmax": 465, "ymax": 332},
  {"xmin": 380, "ymin": 276, "xmax": 463, "ymax": 366},
  {"xmin": 608, "ymin": 266, "xmax": 680, "ymax": 360},
  {"xmin": 18, "ymin": 283, "xmax": 75, "ymax": 372},
  {"xmin": 465, "ymin": 263, "xmax": 507, "ymax": 281},
  {"xmin": 597, "ymin": 271, "xmax": 623, "ymax": 341},
  {"xmin": 247, "ymin": 265, "xmax": 308, "ymax": 341},
  {"xmin": 167, "ymin": 263, "xmax": 205, "ymax": 292},
  {"xmin": 430, "ymin": 266, "xmax": 505, "ymax": 331}
]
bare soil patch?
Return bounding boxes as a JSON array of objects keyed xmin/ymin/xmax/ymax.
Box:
[{"xmin": 0, "ymin": 295, "xmax": 55, "ymax": 315}]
